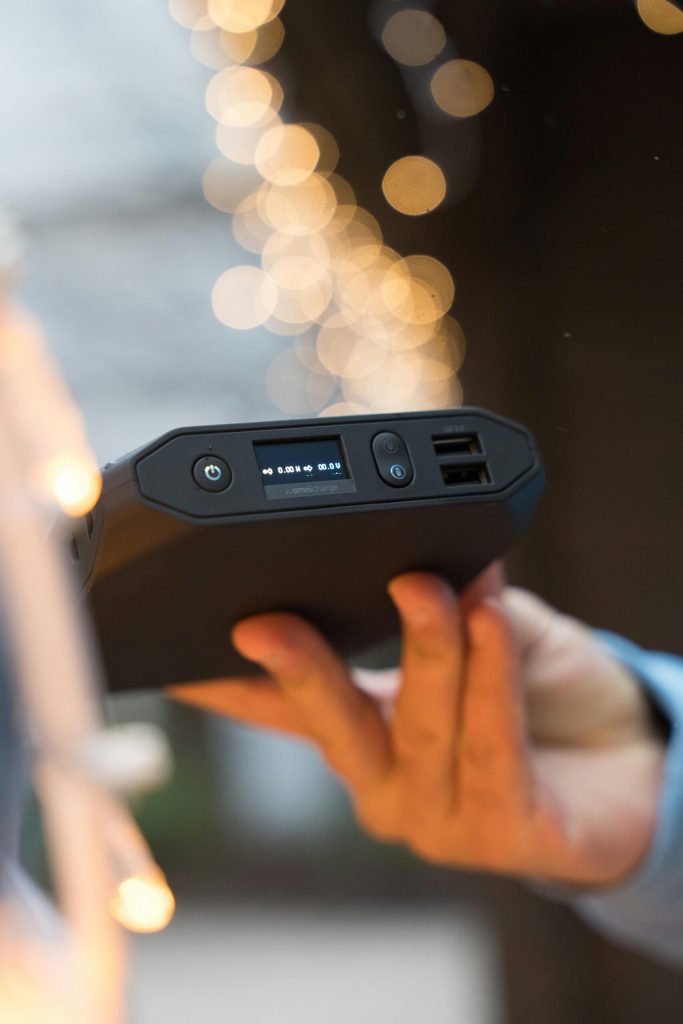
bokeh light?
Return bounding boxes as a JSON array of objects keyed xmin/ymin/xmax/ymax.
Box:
[
  {"xmin": 316, "ymin": 315, "xmax": 389, "ymax": 380},
  {"xmin": 255, "ymin": 123, "xmax": 321, "ymax": 185},
  {"xmin": 217, "ymin": 24, "xmax": 258, "ymax": 61},
  {"xmin": 207, "ymin": 0, "xmax": 284, "ymax": 34},
  {"xmin": 191, "ymin": 26, "xmax": 232, "ymax": 69},
  {"xmin": 327, "ymin": 175, "xmax": 357, "ymax": 210},
  {"xmin": 169, "ymin": 0, "xmax": 214, "ymax": 32},
  {"xmin": 636, "ymin": 0, "xmax": 683, "ymax": 33},
  {"xmin": 430, "ymin": 59, "xmax": 495, "ymax": 118},
  {"xmin": 381, "ymin": 10, "xmax": 446, "ymax": 67},
  {"xmin": 216, "ymin": 109, "xmax": 282, "ymax": 164},
  {"xmin": 203, "ymin": 156, "xmax": 262, "ymax": 212},
  {"xmin": 262, "ymin": 231, "xmax": 331, "ymax": 284},
  {"xmin": 381, "ymin": 156, "xmax": 447, "ymax": 215},
  {"xmin": 320, "ymin": 401, "xmax": 369, "ymax": 417},
  {"xmin": 216, "ymin": 16, "xmax": 285, "ymax": 63},
  {"xmin": 186, "ymin": 0, "xmax": 467, "ymax": 414},
  {"xmin": 432, "ymin": 315, "xmax": 467, "ymax": 371},
  {"xmin": 343, "ymin": 350, "xmax": 461, "ymax": 412},
  {"xmin": 243, "ymin": 17, "xmax": 285, "ymax": 62},
  {"xmin": 232, "ymin": 190, "xmax": 273, "ymax": 252},
  {"xmin": 260, "ymin": 174, "xmax": 338, "ymax": 234},
  {"xmin": 266, "ymin": 348, "xmax": 336, "ymax": 413},
  {"xmin": 382, "ymin": 254, "xmax": 455, "ymax": 325},
  {"xmin": 109, "ymin": 871, "xmax": 176, "ymax": 934},
  {"xmin": 269, "ymin": 277, "xmax": 333, "ymax": 327},
  {"xmin": 45, "ymin": 454, "xmax": 102, "ymax": 517},
  {"xmin": 300, "ymin": 123, "xmax": 340, "ymax": 178},
  {"xmin": 212, "ymin": 265, "xmax": 278, "ymax": 327},
  {"xmin": 205, "ymin": 66, "xmax": 282, "ymax": 126}
]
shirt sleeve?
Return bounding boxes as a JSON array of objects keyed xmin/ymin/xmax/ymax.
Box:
[{"xmin": 574, "ymin": 632, "xmax": 683, "ymax": 964}]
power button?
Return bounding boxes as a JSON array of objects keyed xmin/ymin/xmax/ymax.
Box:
[
  {"xmin": 371, "ymin": 432, "xmax": 414, "ymax": 488},
  {"xmin": 192, "ymin": 455, "xmax": 232, "ymax": 492}
]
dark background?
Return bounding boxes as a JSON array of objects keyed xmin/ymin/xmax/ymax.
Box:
[
  {"xmin": 163, "ymin": 1, "xmax": 682, "ymax": 1020},
  {"xmin": 282, "ymin": 0, "xmax": 683, "ymax": 654}
]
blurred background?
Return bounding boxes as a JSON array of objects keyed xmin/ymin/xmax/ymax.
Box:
[{"xmin": 2, "ymin": 0, "xmax": 682, "ymax": 1021}]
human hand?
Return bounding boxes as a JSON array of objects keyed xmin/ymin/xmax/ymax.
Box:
[{"xmin": 170, "ymin": 570, "xmax": 665, "ymax": 887}]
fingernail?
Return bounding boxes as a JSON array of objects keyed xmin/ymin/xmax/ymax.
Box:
[
  {"xmin": 388, "ymin": 583, "xmax": 425, "ymax": 625},
  {"xmin": 388, "ymin": 578, "xmax": 456, "ymax": 627}
]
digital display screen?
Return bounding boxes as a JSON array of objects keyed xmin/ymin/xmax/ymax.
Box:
[{"xmin": 254, "ymin": 437, "xmax": 356, "ymax": 499}]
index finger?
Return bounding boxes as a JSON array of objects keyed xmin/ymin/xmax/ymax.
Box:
[{"xmin": 233, "ymin": 613, "xmax": 392, "ymax": 791}]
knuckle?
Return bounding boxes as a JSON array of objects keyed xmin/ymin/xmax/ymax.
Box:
[
  {"xmin": 410, "ymin": 635, "xmax": 457, "ymax": 665},
  {"xmin": 396, "ymin": 720, "xmax": 451, "ymax": 754},
  {"xmin": 461, "ymin": 786, "xmax": 506, "ymax": 813},
  {"xmin": 461, "ymin": 737, "xmax": 498, "ymax": 770}
]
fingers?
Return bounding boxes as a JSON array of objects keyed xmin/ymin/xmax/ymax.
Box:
[
  {"xmin": 388, "ymin": 573, "xmax": 464, "ymax": 809},
  {"xmin": 458, "ymin": 600, "xmax": 530, "ymax": 813},
  {"xmin": 168, "ymin": 678, "xmax": 307, "ymax": 737},
  {"xmin": 232, "ymin": 613, "xmax": 392, "ymax": 790},
  {"xmin": 459, "ymin": 562, "xmax": 505, "ymax": 614}
]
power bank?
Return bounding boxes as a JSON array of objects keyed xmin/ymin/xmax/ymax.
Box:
[{"xmin": 71, "ymin": 408, "xmax": 544, "ymax": 691}]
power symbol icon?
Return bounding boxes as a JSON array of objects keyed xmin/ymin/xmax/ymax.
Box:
[{"xmin": 193, "ymin": 455, "xmax": 232, "ymax": 492}]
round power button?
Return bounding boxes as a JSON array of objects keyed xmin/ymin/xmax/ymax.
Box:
[{"xmin": 192, "ymin": 455, "xmax": 232, "ymax": 492}]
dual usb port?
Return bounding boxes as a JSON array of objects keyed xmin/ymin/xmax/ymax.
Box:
[{"xmin": 432, "ymin": 433, "xmax": 490, "ymax": 487}]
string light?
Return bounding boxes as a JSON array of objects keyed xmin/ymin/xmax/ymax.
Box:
[
  {"xmin": 179, "ymin": 0, "xmax": 465, "ymax": 413},
  {"xmin": 109, "ymin": 870, "xmax": 176, "ymax": 935},
  {"xmin": 45, "ymin": 454, "xmax": 101, "ymax": 518}
]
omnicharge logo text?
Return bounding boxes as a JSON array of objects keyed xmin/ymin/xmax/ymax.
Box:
[
  {"xmin": 284, "ymin": 483, "xmax": 340, "ymax": 496},
  {"xmin": 264, "ymin": 479, "xmax": 357, "ymax": 499}
]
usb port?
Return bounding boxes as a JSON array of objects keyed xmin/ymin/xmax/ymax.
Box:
[
  {"xmin": 432, "ymin": 433, "xmax": 481, "ymax": 456},
  {"xmin": 440, "ymin": 463, "xmax": 490, "ymax": 486}
]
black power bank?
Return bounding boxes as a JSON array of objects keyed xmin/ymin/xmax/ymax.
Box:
[{"xmin": 72, "ymin": 408, "xmax": 544, "ymax": 692}]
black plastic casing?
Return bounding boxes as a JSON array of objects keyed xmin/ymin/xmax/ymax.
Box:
[{"xmin": 72, "ymin": 408, "xmax": 544, "ymax": 692}]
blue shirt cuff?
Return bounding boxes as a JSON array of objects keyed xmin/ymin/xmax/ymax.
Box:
[{"xmin": 575, "ymin": 632, "xmax": 683, "ymax": 963}]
